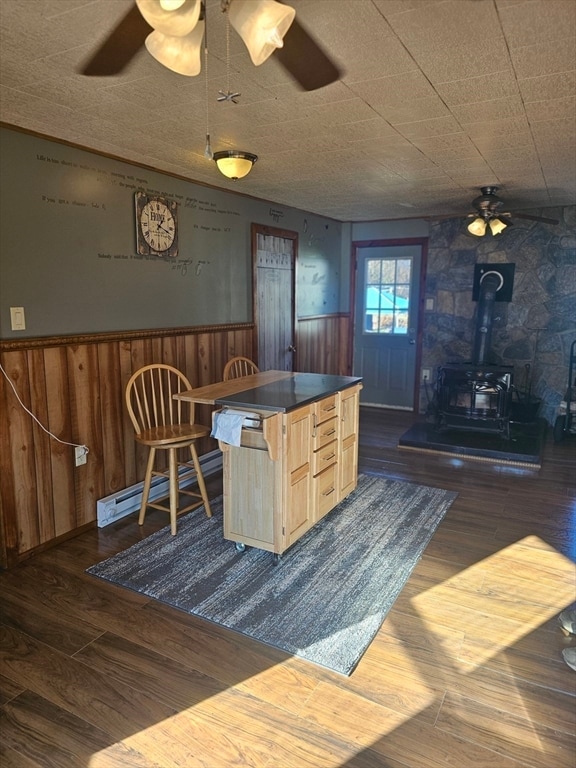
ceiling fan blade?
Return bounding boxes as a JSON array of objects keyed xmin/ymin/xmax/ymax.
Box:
[
  {"xmin": 80, "ymin": 5, "xmax": 152, "ymax": 76},
  {"xmin": 512, "ymin": 212, "xmax": 559, "ymax": 225},
  {"xmin": 274, "ymin": 18, "xmax": 342, "ymax": 91}
]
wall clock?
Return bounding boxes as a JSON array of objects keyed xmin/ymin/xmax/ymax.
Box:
[{"xmin": 135, "ymin": 192, "xmax": 178, "ymax": 258}]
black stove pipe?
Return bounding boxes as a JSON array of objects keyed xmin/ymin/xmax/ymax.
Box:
[{"xmin": 472, "ymin": 272, "xmax": 501, "ymax": 365}]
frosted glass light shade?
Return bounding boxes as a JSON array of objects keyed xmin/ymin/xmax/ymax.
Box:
[
  {"xmin": 228, "ymin": 0, "xmax": 296, "ymax": 66},
  {"xmin": 145, "ymin": 21, "xmax": 205, "ymax": 76},
  {"xmin": 136, "ymin": 0, "xmax": 201, "ymax": 36},
  {"xmin": 213, "ymin": 150, "xmax": 258, "ymax": 180},
  {"xmin": 489, "ymin": 217, "xmax": 509, "ymax": 235},
  {"xmin": 160, "ymin": 0, "xmax": 186, "ymax": 10},
  {"xmin": 467, "ymin": 217, "xmax": 487, "ymax": 236}
]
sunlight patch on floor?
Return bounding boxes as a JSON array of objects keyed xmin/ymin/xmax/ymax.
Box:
[
  {"xmin": 411, "ymin": 536, "xmax": 575, "ymax": 671},
  {"xmin": 88, "ymin": 700, "xmax": 270, "ymax": 768}
]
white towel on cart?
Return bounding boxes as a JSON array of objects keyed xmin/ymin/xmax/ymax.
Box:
[{"xmin": 211, "ymin": 408, "xmax": 261, "ymax": 447}]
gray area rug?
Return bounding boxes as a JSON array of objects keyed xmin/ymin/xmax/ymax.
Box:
[{"xmin": 87, "ymin": 474, "xmax": 457, "ymax": 675}]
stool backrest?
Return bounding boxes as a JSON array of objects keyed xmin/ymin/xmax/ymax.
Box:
[
  {"xmin": 223, "ymin": 356, "xmax": 260, "ymax": 381},
  {"xmin": 125, "ymin": 364, "xmax": 194, "ymax": 435}
]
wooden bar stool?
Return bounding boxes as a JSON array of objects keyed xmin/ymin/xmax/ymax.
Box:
[{"xmin": 125, "ymin": 364, "xmax": 212, "ymax": 535}]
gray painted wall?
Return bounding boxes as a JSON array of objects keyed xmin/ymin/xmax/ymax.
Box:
[{"xmin": 0, "ymin": 128, "xmax": 343, "ymax": 338}]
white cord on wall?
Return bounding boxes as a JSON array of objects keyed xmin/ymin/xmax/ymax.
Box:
[{"xmin": 0, "ymin": 361, "xmax": 89, "ymax": 457}]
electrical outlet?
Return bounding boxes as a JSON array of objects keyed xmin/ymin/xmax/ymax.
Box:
[
  {"xmin": 422, "ymin": 368, "xmax": 432, "ymax": 382},
  {"xmin": 75, "ymin": 446, "xmax": 87, "ymax": 466}
]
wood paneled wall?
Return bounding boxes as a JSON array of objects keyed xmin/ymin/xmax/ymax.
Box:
[
  {"xmin": 0, "ymin": 315, "xmax": 351, "ymax": 567},
  {"xmin": 296, "ymin": 315, "xmax": 351, "ymax": 376}
]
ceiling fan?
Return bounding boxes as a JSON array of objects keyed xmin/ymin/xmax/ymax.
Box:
[
  {"xmin": 465, "ymin": 186, "xmax": 559, "ymax": 237},
  {"xmin": 80, "ymin": 0, "xmax": 342, "ymax": 92}
]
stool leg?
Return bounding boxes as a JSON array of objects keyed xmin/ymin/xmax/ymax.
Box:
[
  {"xmin": 138, "ymin": 448, "xmax": 156, "ymax": 526},
  {"xmin": 189, "ymin": 442, "xmax": 212, "ymax": 517},
  {"xmin": 168, "ymin": 447, "xmax": 178, "ymax": 535}
]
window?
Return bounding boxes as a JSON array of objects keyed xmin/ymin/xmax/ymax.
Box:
[{"xmin": 363, "ymin": 257, "xmax": 411, "ymax": 334}]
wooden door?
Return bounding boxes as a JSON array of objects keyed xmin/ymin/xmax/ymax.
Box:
[
  {"xmin": 252, "ymin": 224, "xmax": 297, "ymax": 372},
  {"xmin": 352, "ymin": 239, "xmax": 427, "ymax": 410}
]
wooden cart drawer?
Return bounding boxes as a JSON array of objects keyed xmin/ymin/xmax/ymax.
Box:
[
  {"xmin": 313, "ymin": 440, "xmax": 337, "ymax": 476},
  {"xmin": 316, "ymin": 464, "xmax": 338, "ymax": 520},
  {"xmin": 314, "ymin": 394, "xmax": 338, "ymax": 423},
  {"xmin": 313, "ymin": 416, "xmax": 338, "ymax": 450}
]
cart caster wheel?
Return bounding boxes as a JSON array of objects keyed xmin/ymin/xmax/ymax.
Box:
[
  {"xmin": 273, "ymin": 553, "xmax": 281, "ymax": 565},
  {"xmin": 553, "ymin": 416, "xmax": 565, "ymax": 443},
  {"xmin": 235, "ymin": 542, "xmax": 246, "ymax": 552}
]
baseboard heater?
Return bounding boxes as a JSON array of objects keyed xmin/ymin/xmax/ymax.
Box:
[{"xmin": 96, "ymin": 449, "xmax": 222, "ymax": 527}]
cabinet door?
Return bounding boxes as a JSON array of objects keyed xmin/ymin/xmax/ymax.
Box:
[
  {"xmin": 224, "ymin": 447, "xmax": 277, "ymax": 549},
  {"xmin": 284, "ymin": 405, "xmax": 313, "ymax": 547},
  {"xmin": 339, "ymin": 385, "xmax": 360, "ymax": 499}
]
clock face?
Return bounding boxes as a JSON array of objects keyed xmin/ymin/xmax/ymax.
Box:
[
  {"xmin": 140, "ymin": 200, "xmax": 175, "ymax": 252},
  {"xmin": 135, "ymin": 193, "xmax": 178, "ymax": 257}
]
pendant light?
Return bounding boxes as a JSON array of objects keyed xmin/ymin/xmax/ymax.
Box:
[
  {"xmin": 213, "ymin": 150, "xmax": 258, "ymax": 179},
  {"xmin": 211, "ymin": 11, "xmax": 257, "ymax": 180}
]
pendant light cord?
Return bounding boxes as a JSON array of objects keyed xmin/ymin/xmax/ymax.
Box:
[
  {"xmin": 225, "ymin": 10, "xmax": 231, "ymax": 96},
  {"xmin": 203, "ymin": 1, "xmax": 213, "ymax": 159}
]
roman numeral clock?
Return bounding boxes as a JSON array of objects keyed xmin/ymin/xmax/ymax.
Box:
[{"xmin": 135, "ymin": 192, "xmax": 178, "ymax": 258}]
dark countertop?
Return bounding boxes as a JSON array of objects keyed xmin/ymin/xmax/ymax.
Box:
[{"xmin": 215, "ymin": 372, "xmax": 362, "ymax": 413}]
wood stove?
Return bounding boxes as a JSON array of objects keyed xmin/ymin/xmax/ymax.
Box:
[
  {"xmin": 434, "ymin": 266, "xmax": 515, "ymax": 439},
  {"xmin": 436, "ymin": 363, "xmax": 513, "ymax": 438}
]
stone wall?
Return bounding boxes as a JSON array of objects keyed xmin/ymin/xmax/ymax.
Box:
[{"xmin": 419, "ymin": 205, "xmax": 576, "ymax": 424}]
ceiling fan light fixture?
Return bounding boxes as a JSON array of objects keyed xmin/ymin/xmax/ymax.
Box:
[
  {"xmin": 213, "ymin": 150, "xmax": 258, "ymax": 179},
  {"xmin": 467, "ymin": 216, "xmax": 487, "ymax": 237},
  {"xmin": 136, "ymin": 0, "xmax": 201, "ymax": 36},
  {"xmin": 145, "ymin": 21, "xmax": 205, "ymax": 76},
  {"xmin": 489, "ymin": 217, "xmax": 510, "ymax": 236},
  {"xmin": 228, "ymin": 0, "xmax": 296, "ymax": 66}
]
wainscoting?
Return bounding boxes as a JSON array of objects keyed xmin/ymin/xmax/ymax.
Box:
[{"xmin": 0, "ymin": 315, "xmax": 351, "ymax": 567}]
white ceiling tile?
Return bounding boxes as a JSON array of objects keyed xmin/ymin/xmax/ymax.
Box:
[
  {"xmin": 518, "ymin": 71, "xmax": 576, "ymax": 103},
  {"xmin": 497, "ymin": 0, "xmax": 576, "ymax": 49},
  {"xmin": 524, "ymin": 96, "xmax": 576, "ymax": 122},
  {"xmin": 462, "ymin": 116, "xmax": 532, "ymax": 138},
  {"xmin": 348, "ymin": 70, "xmax": 436, "ymax": 105},
  {"xmin": 434, "ymin": 71, "xmax": 520, "ymax": 106},
  {"xmin": 449, "ymin": 95, "xmax": 527, "ymax": 125},
  {"xmin": 395, "ymin": 115, "xmax": 462, "ymax": 137}
]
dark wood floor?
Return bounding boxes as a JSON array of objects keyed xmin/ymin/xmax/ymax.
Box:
[{"xmin": 1, "ymin": 409, "xmax": 575, "ymax": 768}]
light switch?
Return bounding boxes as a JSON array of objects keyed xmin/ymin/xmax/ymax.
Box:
[
  {"xmin": 10, "ymin": 306, "xmax": 26, "ymax": 331},
  {"xmin": 425, "ymin": 298, "xmax": 435, "ymax": 311}
]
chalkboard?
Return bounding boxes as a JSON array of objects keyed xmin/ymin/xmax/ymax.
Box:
[{"xmin": 0, "ymin": 128, "xmax": 343, "ymax": 338}]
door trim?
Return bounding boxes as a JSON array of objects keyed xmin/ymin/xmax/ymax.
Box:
[
  {"xmin": 349, "ymin": 237, "xmax": 428, "ymax": 412},
  {"xmin": 251, "ymin": 223, "xmax": 298, "ymax": 370}
]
